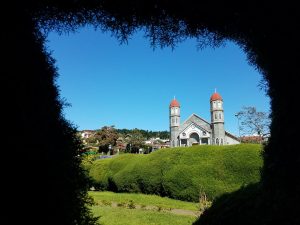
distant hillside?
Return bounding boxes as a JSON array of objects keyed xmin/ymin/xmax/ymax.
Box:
[
  {"xmin": 81, "ymin": 128, "xmax": 170, "ymax": 140},
  {"xmin": 87, "ymin": 144, "xmax": 263, "ymax": 202},
  {"xmin": 116, "ymin": 128, "xmax": 169, "ymax": 139}
]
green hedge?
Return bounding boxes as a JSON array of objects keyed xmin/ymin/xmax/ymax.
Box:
[{"xmin": 88, "ymin": 144, "xmax": 263, "ymax": 202}]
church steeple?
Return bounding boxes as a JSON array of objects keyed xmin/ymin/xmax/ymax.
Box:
[
  {"xmin": 210, "ymin": 91, "xmax": 225, "ymax": 145},
  {"xmin": 169, "ymin": 97, "xmax": 180, "ymax": 147}
]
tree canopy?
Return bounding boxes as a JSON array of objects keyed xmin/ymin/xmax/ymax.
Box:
[{"xmin": 236, "ymin": 106, "xmax": 270, "ymax": 138}]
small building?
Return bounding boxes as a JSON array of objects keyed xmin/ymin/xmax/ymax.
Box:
[{"xmin": 81, "ymin": 130, "xmax": 94, "ymax": 139}]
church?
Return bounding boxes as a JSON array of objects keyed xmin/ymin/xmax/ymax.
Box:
[{"xmin": 169, "ymin": 91, "xmax": 240, "ymax": 147}]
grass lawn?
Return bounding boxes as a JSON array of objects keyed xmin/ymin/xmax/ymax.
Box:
[
  {"xmin": 92, "ymin": 206, "xmax": 196, "ymax": 225},
  {"xmin": 89, "ymin": 191, "xmax": 200, "ymax": 211},
  {"xmin": 89, "ymin": 191, "xmax": 200, "ymax": 225}
]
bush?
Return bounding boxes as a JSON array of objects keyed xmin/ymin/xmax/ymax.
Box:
[
  {"xmin": 88, "ymin": 144, "xmax": 263, "ymax": 202},
  {"xmin": 127, "ymin": 200, "xmax": 136, "ymax": 209}
]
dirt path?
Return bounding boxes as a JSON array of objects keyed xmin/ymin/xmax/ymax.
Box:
[{"xmin": 169, "ymin": 208, "xmax": 201, "ymax": 217}]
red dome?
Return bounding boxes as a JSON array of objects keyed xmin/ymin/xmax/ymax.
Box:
[
  {"xmin": 169, "ymin": 99, "xmax": 180, "ymax": 108},
  {"xmin": 210, "ymin": 92, "xmax": 223, "ymax": 101}
]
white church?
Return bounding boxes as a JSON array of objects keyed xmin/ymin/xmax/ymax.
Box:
[{"xmin": 169, "ymin": 91, "xmax": 240, "ymax": 147}]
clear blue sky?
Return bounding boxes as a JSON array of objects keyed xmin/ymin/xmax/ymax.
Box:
[{"xmin": 46, "ymin": 26, "xmax": 270, "ymax": 136}]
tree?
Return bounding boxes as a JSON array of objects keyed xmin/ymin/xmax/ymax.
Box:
[
  {"xmin": 126, "ymin": 129, "xmax": 146, "ymax": 153},
  {"xmin": 236, "ymin": 106, "xmax": 270, "ymax": 143},
  {"xmin": 94, "ymin": 126, "xmax": 119, "ymax": 154},
  {"xmin": 85, "ymin": 136, "xmax": 98, "ymax": 146}
]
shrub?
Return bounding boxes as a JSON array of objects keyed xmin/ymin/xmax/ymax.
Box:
[
  {"xmin": 88, "ymin": 144, "xmax": 262, "ymax": 202},
  {"xmin": 127, "ymin": 200, "xmax": 136, "ymax": 209},
  {"xmin": 117, "ymin": 202, "xmax": 126, "ymax": 208},
  {"xmin": 101, "ymin": 200, "xmax": 111, "ymax": 206}
]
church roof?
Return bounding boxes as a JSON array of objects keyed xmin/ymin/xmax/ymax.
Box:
[
  {"xmin": 169, "ymin": 98, "xmax": 180, "ymax": 107},
  {"xmin": 180, "ymin": 122, "xmax": 211, "ymax": 135},
  {"xmin": 210, "ymin": 92, "xmax": 223, "ymax": 101},
  {"xmin": 179, "ymin": 113, "xmax": 212, "ymax": 133},
  {"xmin": 225, "ymin": 131, "xmax": 240, "ymax": 142}
]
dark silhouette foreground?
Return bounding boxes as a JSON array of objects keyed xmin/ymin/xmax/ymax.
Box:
[{"xmin": 3, "ymin": 1, "xmax": 299, "ymax": 225}]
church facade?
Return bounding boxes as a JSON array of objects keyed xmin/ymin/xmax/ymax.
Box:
[{"xmin": 169, "ymin": 92, "xmax": 240, "ymax": 147}]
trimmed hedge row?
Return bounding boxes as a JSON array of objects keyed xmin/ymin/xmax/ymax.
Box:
[{"xmin": 88, "ymin": 144, "xmax": 263, "ymax": 202}]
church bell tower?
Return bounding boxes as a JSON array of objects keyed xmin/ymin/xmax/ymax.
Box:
[
  {"xmin": 169, "ymin": 97, "xmax": 180, "ymax": 147},
  {"xmin": 210, "ymin": 91, "xmax": 225, "ymax": 145}
]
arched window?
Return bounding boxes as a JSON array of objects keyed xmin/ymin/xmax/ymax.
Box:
[
  {"xmin": 215, "ymin": 113, "xmax": 217, "ymax": 119},
  {"xmin": 216, "ymin": 138, "xmax": 219, "ymax": 145},
  {"xmin": 221, "ymin": 139, "xmax": 223, "ymax": 145},
  {"xmin": 219, "ymin": 113, "xmax": 221, "ymax": 119},
  {"xmin": 175, "ymin": 117, "xmax": 177, "ymax": 123}
]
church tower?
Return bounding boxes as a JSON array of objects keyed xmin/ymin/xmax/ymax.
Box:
[
  {"xmin": 210, "ymin": 91, "xmax": 226, "ymax": 145},
  {"xmin": 169, "ymin": 97, "xmax": 180, "ymax": 147}
]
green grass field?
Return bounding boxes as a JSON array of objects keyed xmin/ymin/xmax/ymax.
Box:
[
  {"xmin": 87, "ymin": 144, "xmax": 263, "ymax": 202},
  {"xmin": 89, "ymin": 191, "xmax": 200, "ymax": 211},
  {"xmin": 89, "ymin": 191, "xmax": 199, "ymax": 225},
  {"xmin": 92, "ymin": 206, "xmax": 196, "ymax": 225}
]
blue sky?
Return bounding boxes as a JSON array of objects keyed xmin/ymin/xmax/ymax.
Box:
[{"xmin": 46, "ymin": 26, "xmax": 270, "ymax": 136}]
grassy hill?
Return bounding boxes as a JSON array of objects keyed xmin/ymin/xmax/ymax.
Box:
[{"xmin": 87, "ymin": 144, "xmax": 263, "ymax": 202}]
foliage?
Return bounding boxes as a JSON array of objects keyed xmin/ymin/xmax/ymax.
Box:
[
  {"xmin": 94, "ymin": 126, "xmax": 119, "ymax": 154},
  {"xmin": 83, "ymin": 127, "xmax": 168, "ymax": 154},
  {"xmin": 125, "ymin": 129, "xmax": 145, "ymax": 153},
  {"xmin": 117, "ymin": 128, "xmax": 169, "ymax": 140},
  {"xmin": 88, "ymin": 144, "xmax": 263, "ymax": 202},
  {"xmin": 81, "ymin": 153, "xmax": 100, "ymax": 170},
  {"xmin": 3, "ymin": 7, "xmax": 99, "ymax": 225},
  {"xmin": 127, "ymin": 200, "xmax": 136, "ymax": 209},
  {"xmin": 198, "ymin": 192, "xmax": 212, "ymax": 212},
  {"xmin": 236, "ymin": 106, "xmax": 270, "ymax": 140},
  {"xmin": 193, "ymin": 182, "xmax": 300, "ymax": 225},
  {"xmin": 85, "ymin": 136, "xmax": 99, "ymax": 146}
]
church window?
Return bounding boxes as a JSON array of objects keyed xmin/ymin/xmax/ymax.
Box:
[
  {"xmin": 215, "ymin": 113, "xmax": 217, "ymax": 119},
  {"xmin": 219, "ymin": 113, "xmax": 221, "ymax": 119},
  {"xmin": 172, "ymin": 118, "xmax": 174, "ymax": 123},
  {"xmin": 203, "ymin": 131, "xmax": 206, "ymax": 135},
  {"xmin": 175, "ymin": 118, "xmax": 177, "ymax": 123},
  {"xmin": 221, "ymin": 139, "xmax": 223, "ymax": 145},
  {"xmin": 216, "ymin": 138, "xmax": 219, "ymax": 145}
]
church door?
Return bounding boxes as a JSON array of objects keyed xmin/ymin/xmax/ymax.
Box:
[{"xmin": 189, "ymin": 133, "xmax": 200, "ymax": 145}]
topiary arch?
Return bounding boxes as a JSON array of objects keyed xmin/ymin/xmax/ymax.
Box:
[{"xmin": 3, "ymin": 1, "xmax": 299, "ymax": 225}]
